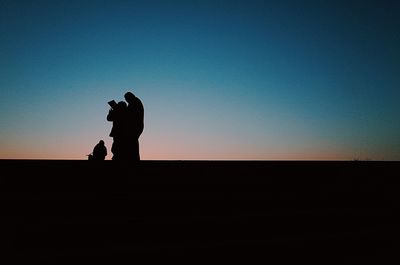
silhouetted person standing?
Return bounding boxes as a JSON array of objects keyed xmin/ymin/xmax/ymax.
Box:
[
  {"xmin": 107, "ymin": 101, "xmax": 128, "ymax": 160},
  {"xmin": 90, "ymin": 140, "xmax": 107, "ymax": 160},
  {"xmin": 124, "ymin": 91, "xmax": 144, "ymax": 161}
]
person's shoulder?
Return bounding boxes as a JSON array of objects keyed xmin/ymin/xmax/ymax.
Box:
[{"xmin": 136, "ymin": 97, "xmax": 143, "ymax": 106}]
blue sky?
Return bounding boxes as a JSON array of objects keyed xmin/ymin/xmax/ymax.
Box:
[{"xmin": 1, "ymin": 0, "xmax": 399, "ymax": 160}]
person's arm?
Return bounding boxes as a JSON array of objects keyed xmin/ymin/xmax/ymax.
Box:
[{"xmin": 107, "ymin": 109, "xmax": 114, "ymax": 121}]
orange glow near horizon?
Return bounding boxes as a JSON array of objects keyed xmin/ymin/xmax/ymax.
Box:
[{"xmin": 0, "ymin": 135, "xmax": 373, "ymax": 161}]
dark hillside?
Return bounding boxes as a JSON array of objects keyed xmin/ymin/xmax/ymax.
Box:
[{"xmin": 2, "ymin": 160, "xmax": 398, "ymax": 264}]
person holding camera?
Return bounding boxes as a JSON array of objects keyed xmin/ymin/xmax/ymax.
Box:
[
  {"xmin": 107, "ymin": 100, "xmax": 128, "ymax": 160},
  {"xmin": 106, "ymin": 91, "xmax": 144, "ymax": 161}
]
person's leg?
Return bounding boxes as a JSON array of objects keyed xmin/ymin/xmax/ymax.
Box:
[
  {"xmin": 111, "ymin": 138, "xmax": 121, "ymax": 160},
  {"xmin": 125, "ymin": 138, "xmax": 140, "ymax": 161},
  {"xmin": 133, "ymin": 138, "xmax": 140, "ymax": 161}
]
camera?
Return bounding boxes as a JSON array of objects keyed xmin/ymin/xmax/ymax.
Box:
[{"xmin": 108, "ymin": 100, "xmax": 117, "ymax": 109}]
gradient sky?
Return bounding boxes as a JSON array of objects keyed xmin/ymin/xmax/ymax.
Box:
[{"xmin": 1, "ymin": 0, "xmax": 399, "ymax": 160}]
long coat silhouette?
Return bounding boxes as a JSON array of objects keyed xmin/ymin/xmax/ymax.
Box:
[{"xmin": 124, "ymin": 92, "xmax": 144, "ymax": 161}]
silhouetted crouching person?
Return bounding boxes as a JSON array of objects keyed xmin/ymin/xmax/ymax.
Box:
[
  {"xmin": 124, "ymin": 91, "xmax": 144, "ymax": 161},
  {"xmin": 88, "ymin": 140, "xmax": 107, "ymax": 160},
  {"xmin": 107, "ymin": 101, "xmax": 128, "ymax": 160}
]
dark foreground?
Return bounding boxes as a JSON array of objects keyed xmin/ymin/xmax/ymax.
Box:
[{"xmin": 2, "ymin": 160, "xmax": 399, "ymax": 264}]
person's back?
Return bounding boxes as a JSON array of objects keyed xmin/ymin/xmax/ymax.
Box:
[
  {"xmin": 124, "ymin": 91, "xmax": 144, "ymax": 161},
  {"xmin": 92, "ymin": 140, "xmax": 107, "ymax": 160},
  {"xmin": 134, "ymin": 96, "xmax": 144, "ymax": 137}
]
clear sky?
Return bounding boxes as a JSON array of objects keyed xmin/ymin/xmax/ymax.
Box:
[{"xmin": 1, "ymin": 0, "xmax": 399, "ymax": 160}]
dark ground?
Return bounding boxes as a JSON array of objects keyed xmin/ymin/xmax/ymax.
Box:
[{"xmin": 1, "ymin": 160, "xmax": 399, "ymax": 264}]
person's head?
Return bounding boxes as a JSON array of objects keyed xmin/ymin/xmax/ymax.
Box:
[
  {"xmin": 99, "ymin": 140, "xmax": 104, "ymax": 145},
  {"xmin": 117, "ymin": 101, "xmax": 127, "ymax": 109},
  {"xmin": 124, "ymin": 91, "xmax": 136, "ymax": 104}
]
